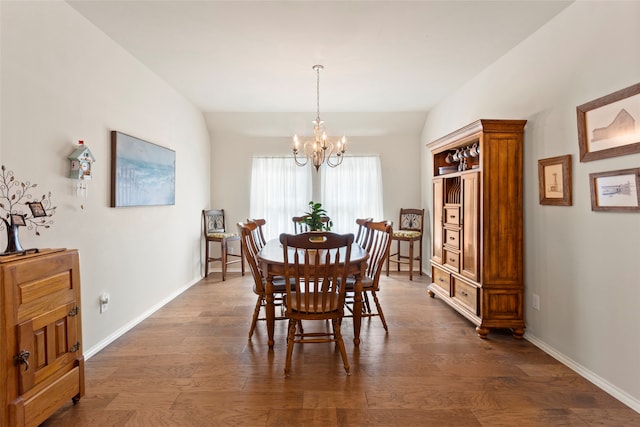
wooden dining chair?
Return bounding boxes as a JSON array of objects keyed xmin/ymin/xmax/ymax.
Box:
[
  {"xmin": 247, "ymin": 218, "xmax": 268, "ymax": 248},
  {"xmin": 386, "ymin": 208, "xmax": 424, "ymax": 280},
  {"xmin": 280, "ymin": 231, "xmax": 354, "ymax": 376},
  {"xmin": 203, "ymin": 209, "xmax": 244, "ymax": 281},
  {"xmin": 238, "ymin": 221, "xmax": 287, "ymax": 339},
  {"xmin": 350, "ymin": 217, "xmax": 373, "ymax": 311},
  {"xmin": 354, "ymin": 217, "xmax": 373, "ymax": 247},
  {"xmin": 292, "ymin": 215, "xmax": 331, "ymax": 234},
  {"xmin": 344, "ymin": 220, "xmax": 393, "ymax": 330}
]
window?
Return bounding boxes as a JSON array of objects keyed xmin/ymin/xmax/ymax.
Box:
[
  {"xmin": 250, "ymin": 157, "xmax": 311, "ymax": 240},
  {"xmin": 250, "ymin": 155, "xmax": 383, "ymax": 239},
  {"xmin": 320, "ymin": 156, "xmax": 384, "ymax": 234}
]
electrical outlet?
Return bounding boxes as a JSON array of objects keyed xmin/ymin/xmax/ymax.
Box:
[
  {"xmin": 532, "ymin": 293, "xmax": 540, "ymax": 311},
  {"xmin": 229, "ymin": 247, "xmax": 234, "ymax": 255},
  {"xmin": 100, "ymin": 293, "xmax": 110, "ymax": 314}
]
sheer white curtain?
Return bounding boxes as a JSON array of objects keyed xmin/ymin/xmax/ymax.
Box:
[
  {"xmin": 320, "ymin": 156, "xmax": 384, "ymax": 234},
  {"xmin": 249, "ymin": 157, "xmax": 312, "ymax": 240}
]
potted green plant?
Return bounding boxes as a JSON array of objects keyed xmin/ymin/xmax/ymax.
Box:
[{"xmin": 302, "ymin": 201, "xmax": 332, "ymax": 232}]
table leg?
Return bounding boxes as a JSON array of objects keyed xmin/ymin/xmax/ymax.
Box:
[
  {"xmin": 353, "ymin": 275, "xmax": 363, "ymax": 346},
  {"xmin": 265, "ymin": 277, "xmax": 275, "ymax": 349}
]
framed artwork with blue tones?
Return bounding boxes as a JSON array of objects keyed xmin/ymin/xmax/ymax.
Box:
[{"xmin": 110, "ymin": 131, "xmax": 176, "ymax": 207}]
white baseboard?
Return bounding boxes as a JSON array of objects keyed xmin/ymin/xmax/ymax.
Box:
[
  {"xmin": 83, "ymin": 278, "xmax": 200, "ymax": 360},
  {"xmin": 525, "ymin": 332, "xmax": 640, "ymax": 413}
]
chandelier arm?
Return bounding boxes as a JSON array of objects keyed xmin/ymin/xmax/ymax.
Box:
[
  {"xmin": 325, "ymin": 146, "xmax": 344, "ymax": 168},
  {"xmin": 293, "ymin": 152, "xmax": 308, "ymax": 167},
  {"xmin": 293, "ymin": 143, "xmax": 309, "ymax": 167},
  {"xmin": 300, "ymin": 139, "xmax": 321, "ymax": 168}
]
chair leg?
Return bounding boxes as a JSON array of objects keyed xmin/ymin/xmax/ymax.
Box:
[
  {"xmin": 419, "ymin": 237, "xmax": 423, "ymax": 276},
  {"xmin": 410, "ymin": 240, "xmax": 415, "ymax": 280},
  {"xmin": 284, "ymin": 319, "xmax": 296, "ymax": 376},
  {"xmin": 371, "ymin": 291, "xmax": 388, "ymax": 331},
  {"xmin": 333, "ymin": 319, "xmax": 350, "ymax": 375},
  {"xmin": 363, "ymin": 292, "xmax": 372, "ymax": 313},
  {"xmin": 221, "ymin": 240, "xmax": 227, "ymax": 281},
  {"xmin": 386, "ymin": 253, "xmax": 390, "ymax": 277},
  {"xmin": 248, "ymin": 296, "xmax": 263, "ymax": 339},
  {"xmin": 205, "ymin": 240, "xmax": 210, "ymax": 277},
  {"xmin": 240, "ymin": 241, "xmax": 245, "ymax": 276},
  {"xmin": 396, "ymin": 240, "xmax": 401, "ymax": 272}
]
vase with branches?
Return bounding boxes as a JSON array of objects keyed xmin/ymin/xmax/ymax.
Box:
[{"xmin": 0, "ymin": 165, "xmax": 57, "ymax": 254}]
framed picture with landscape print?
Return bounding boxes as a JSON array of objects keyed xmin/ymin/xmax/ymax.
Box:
[
  {"xmin": 576, "ymin": 83, "xmax": 640, "ymax": 162},
  {"xmin": 538, "ymin": 155, "xmax": 572, "ymax": 206},
  {"xmin": 111, "ymin": 131, "xmax": 176, "ymax": 207},
  {"xmin": 589, "ymin": 168, "xmax": 640, "ymax": 212}
]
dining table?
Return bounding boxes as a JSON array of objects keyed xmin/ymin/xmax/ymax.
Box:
[{"xmin": 257, "ymin": 238, "xmax": 369, "ymax": 349}]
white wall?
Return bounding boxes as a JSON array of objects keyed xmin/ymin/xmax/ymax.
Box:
[
  {"xmin": 205, "ymin": 112, "xmax": 426, "ymax": 231},
  {"xmin": 1, "ymin": 1, "xmax": 210, "ymax": 355},
  {"xmin": 421, "ymin": 1, "xmax": 640, "ymax": 410}
]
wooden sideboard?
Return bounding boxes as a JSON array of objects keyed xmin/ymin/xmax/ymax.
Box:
[
  {"xmin": 427, "ymin": 120, "xmax": 526, "ymax": 339},
  {"xmin": 1, "ymin": 249, "xmax": 84, "ymax": 427}
]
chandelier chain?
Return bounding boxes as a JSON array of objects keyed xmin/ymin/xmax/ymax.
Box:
[{"xmin": 316, "ymin": 65, "xmax": 321, "ymax": 123}]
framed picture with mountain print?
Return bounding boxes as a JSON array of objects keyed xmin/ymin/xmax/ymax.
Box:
[
  {"xmin": 576, "ymin": 83, "xmax": 640, "ymax": 162},
  {"xmin": 538, "ymin": 154, "xmax": 572, "ymax": 206}
]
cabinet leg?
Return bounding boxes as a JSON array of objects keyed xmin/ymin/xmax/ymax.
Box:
[
  {"xmin": 476, "ymin": 326, "xmax": 489, "ymax": 339},
  {"xmin": 72, "ymin": 395, "xmax": 81, "ymax": 405},
  {"xmin": 512, "ymin": 328, "xmax": 525, "ymax": 340},
  {"xmin": 427, "ymin": 289, "xmax": 435, "ymax": 298}
]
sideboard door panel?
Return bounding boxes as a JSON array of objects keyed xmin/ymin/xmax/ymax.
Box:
[{"xmin": 18, "ymin": 301, "xmax": 78, "ymax": 395}]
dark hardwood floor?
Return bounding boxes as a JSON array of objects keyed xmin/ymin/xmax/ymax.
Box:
[{"xmin": 43, "ymin": 272, "xmax": 640, "ymax": 426}]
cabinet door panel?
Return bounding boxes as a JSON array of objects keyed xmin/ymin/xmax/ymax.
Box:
[
  {"xmin": 432, "ymin": 178, "xmax": 444, "ymax": 263},
  {"xmin": 461, "ymin": 172, "xmax": 479, "ymax": 281},
  {"xmin": 17, "ymin": 301, "xmax": 78, "ymax": 394}
]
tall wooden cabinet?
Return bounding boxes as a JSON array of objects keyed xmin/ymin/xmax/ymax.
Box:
[
  {"xmin": 427, "ymin": 120, "xmax": 526, "ymax": 339},
  {"xmin": 1, "ymin": 249, "xmax": 84, "ymax": 427}
]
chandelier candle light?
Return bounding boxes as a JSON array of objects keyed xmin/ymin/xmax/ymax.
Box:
[{"xmin": 292, "ymin": 65, "xmax": 347, "ymax": 171}]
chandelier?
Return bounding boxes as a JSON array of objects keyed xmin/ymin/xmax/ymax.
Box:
[{"xmin": 292, "ymin": 65, "xmax": 347, "ymax": 171}]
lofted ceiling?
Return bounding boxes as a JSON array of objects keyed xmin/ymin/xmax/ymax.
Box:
[{"xmin": 66, "ymin": 1, "xmax": 573, "ymax": 116}]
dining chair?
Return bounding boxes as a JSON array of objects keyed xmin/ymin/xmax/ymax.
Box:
[
  {"xmin": 247, "ymin": 218, "xmax": 268, "ymax": 249},
  {"xmin": 203, "ymin": 209, "xmax": 244, "ymax": 281},
  {"xmin": 351, "ymin": 217, "xmax": 373, "ymax": 311},
  {"xmin": 344, "ymin": 220, "xmax": 393, "ymax": 331},
  {"xmin": 279, "ymin": 231, "xmax": 354, "ymax": 376},
  {"xmin": 292, "ymin": 215, "xmax": 331, "ymax": 234},
  {"xmin": 386, "ymin": 208, "xmax": 424, "ymax": 280},
  {"xmin": 354, "ymin": 217, "xmax": 373, "ymax": 247},
  {"xmin": 238, "ymin": 221, "xmax": 286, "ymax": 339}
]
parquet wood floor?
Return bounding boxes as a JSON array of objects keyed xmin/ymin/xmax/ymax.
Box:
[{"xmin": 42, "ymin": 272, "xmax": 640, "ymax": 426}]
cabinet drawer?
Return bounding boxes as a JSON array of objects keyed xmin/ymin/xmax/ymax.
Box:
[
  {"xmin": 431, "ymin": 265, "xmax": 451, "ymax": 294},
  {"xmin": 443, "ymin": 248, "xmax": 459, "ymax": 271},
  {"xmin": 444, "ymin": 207, "xmax": 460, "ymax": 225},
  {"xmin": 453, "ymin": 277, "xmax": 478, "ymax": 314},
  {"xmin": 443, "ymin": 228, "xmax": 460, "ymax": 249}
]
